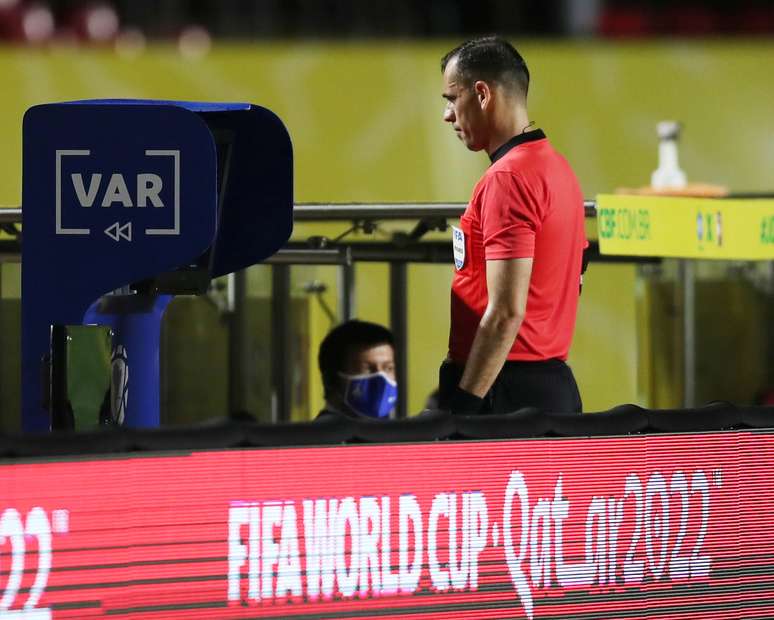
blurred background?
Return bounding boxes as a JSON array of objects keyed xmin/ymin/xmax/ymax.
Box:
[
  {"xmin": 0, "ymin": 0, "xmax": 772, "ymax": 430},
  {"xmin": 4, "ymin": 0, "xmax": 774, "ymax": 40}
]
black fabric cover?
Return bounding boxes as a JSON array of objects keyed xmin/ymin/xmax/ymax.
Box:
[
  {"xmin": 2, "ymin": 428, "xmax": 132, "ymax": 458},
  {"xmin": 128, "ymin": 419, "xmax": 249, "ymax": 451},
  {"xmin": 740, "ymin": 406, "xmax": 774, "ymax": 429},
  {"xmin": 547, "ymin": 404, "xmax": 649, "ymax": 436},
  {"xmin": 245, "ymin": 414, "xmax": 356, "ymax": 446},
  {"xmin": 453, "ymin": 407, "xmax": 548, "ymax": 439},
  {"xmin": 646, "ymin": 401, "xmax": 742, "ymax": 432},
  {"xmin": 352, "ymin": 409, "xmax": 455, "ymax": 443},
  {"xmin": 1, "ymin": 403, "xmax": 772, "ymax": 458}
]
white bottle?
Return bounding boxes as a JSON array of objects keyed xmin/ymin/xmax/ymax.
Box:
[{"xmin": 650, "ymin": 121, "xmax": 687, "ymax": 189}]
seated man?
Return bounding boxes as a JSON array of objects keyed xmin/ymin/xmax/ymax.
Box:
[{"xmin": 316, "ymin": 320, "xmax": 398, "ymax": 420}]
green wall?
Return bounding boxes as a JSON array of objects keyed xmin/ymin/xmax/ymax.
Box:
[
  {"xmin": 3, "ymin": 41, "xmax": 774, "ymax": 205},
  {"xmin": 1, "ymin": 41, "xmax": 773, "ymax": 424}
]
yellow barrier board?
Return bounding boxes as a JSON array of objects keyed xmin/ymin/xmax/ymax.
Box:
[{"xmin": 596, "ymin": 194, "xmax": 774, "ymax": 260}]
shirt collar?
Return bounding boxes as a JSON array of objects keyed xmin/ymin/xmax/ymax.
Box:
[{"xmin": 489, "ymin": 128, "xmax": 546, "ymax": 164}]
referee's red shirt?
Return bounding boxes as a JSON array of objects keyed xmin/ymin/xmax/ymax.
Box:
[{"xmin": 449, "ymin": 130, "xmax": 587, "ymax": 363}]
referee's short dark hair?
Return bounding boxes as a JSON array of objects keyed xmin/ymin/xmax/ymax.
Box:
[
  {"xmin": 318, "ymin": 320, "xmax": 395, "ymax": 399},
  {"xmin": 441, "ymin": 36, "xmax": 530, "ymax": 99}
]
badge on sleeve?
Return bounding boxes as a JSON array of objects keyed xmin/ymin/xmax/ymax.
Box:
[{"xmin": 452, "ymin": 225, "xmax": 466, "ymax": 270}]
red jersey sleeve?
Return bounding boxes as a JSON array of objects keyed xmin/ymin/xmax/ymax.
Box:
[{"xmin": 479, "ymin": 171, "xmax": 543, "ymax": 260}]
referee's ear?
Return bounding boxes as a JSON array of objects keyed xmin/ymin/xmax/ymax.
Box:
[{"xmin": 474, "ymin": 80, "xmax": 492, "ymax": 110}]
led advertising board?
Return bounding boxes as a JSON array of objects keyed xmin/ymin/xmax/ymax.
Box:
[
  {"xmin": 0, "ymin": 430, "xmax": 771, "ymax": 618},
  {"xmin": 596, "ymin": 194, "xmax": 774, "ymax": 260}
]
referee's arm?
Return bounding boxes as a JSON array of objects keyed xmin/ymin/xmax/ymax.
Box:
[{"xmin": 458, "ymin": 257, "xmax": 533, "ymax": 398}]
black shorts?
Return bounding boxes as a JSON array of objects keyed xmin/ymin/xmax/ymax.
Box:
[{"xmin": 438, "ymin": 358, "xmax": 582, "ymax": 414}]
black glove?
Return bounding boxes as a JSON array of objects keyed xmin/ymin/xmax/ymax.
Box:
[{"xmin": 449, "ymin": 385, "xmax": 485, "ymax": 415}]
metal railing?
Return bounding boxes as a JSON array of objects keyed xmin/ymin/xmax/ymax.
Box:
[
  {"xmin": 0, "ymin": 202, "xmax": 597, "ymax": 223},
  {"xmin": 294, "ymin": 201, "xmax": 598, "ymax": 220}
]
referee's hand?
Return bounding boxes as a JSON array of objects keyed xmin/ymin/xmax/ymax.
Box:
[{"xmin": 449, "ymin": 385, "xmax": 485, "ymax": 415}]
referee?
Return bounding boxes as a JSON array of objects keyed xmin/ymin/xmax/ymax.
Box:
[{"xmin": 438, "ymin": 36, "xmax": 587, "ymax": 415}]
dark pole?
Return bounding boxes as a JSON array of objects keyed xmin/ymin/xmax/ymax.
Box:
[
  {"xmin": 339, "ymin": 254, "xmax": 355, "ymax": 321},
  {"xmin": 389, "ymin": 262, "xmax": 408, "ymax": 418},
  {"xmin": 228, "ymin": 270, "xmax": 248, "ymax": 415},
  {"xmin": 50, "ymin": 324, "xmax": 70, "ymax": 430},
  {"xmin": 271, "ymin": 264, "xmax": 292, "ymax": 423}
]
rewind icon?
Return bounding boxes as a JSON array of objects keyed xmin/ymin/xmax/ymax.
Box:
[{"xmin": 105, "ymin": 222, "xmax": 132, "ymax": 242}]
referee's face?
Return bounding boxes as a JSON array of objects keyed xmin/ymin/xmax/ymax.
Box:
[{"xmin": 442, "ymin": 58, "xmax": 487, "ymax": 152}]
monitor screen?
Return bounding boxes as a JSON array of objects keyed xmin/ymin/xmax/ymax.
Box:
[{"xmin": 137, "ymin": 127, "xmax": 234, "ymax": 295}]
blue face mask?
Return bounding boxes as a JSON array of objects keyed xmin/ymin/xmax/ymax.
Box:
[{"xmin": 340, "ymin": 371, "xmax": 398, "ymax": 419}]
